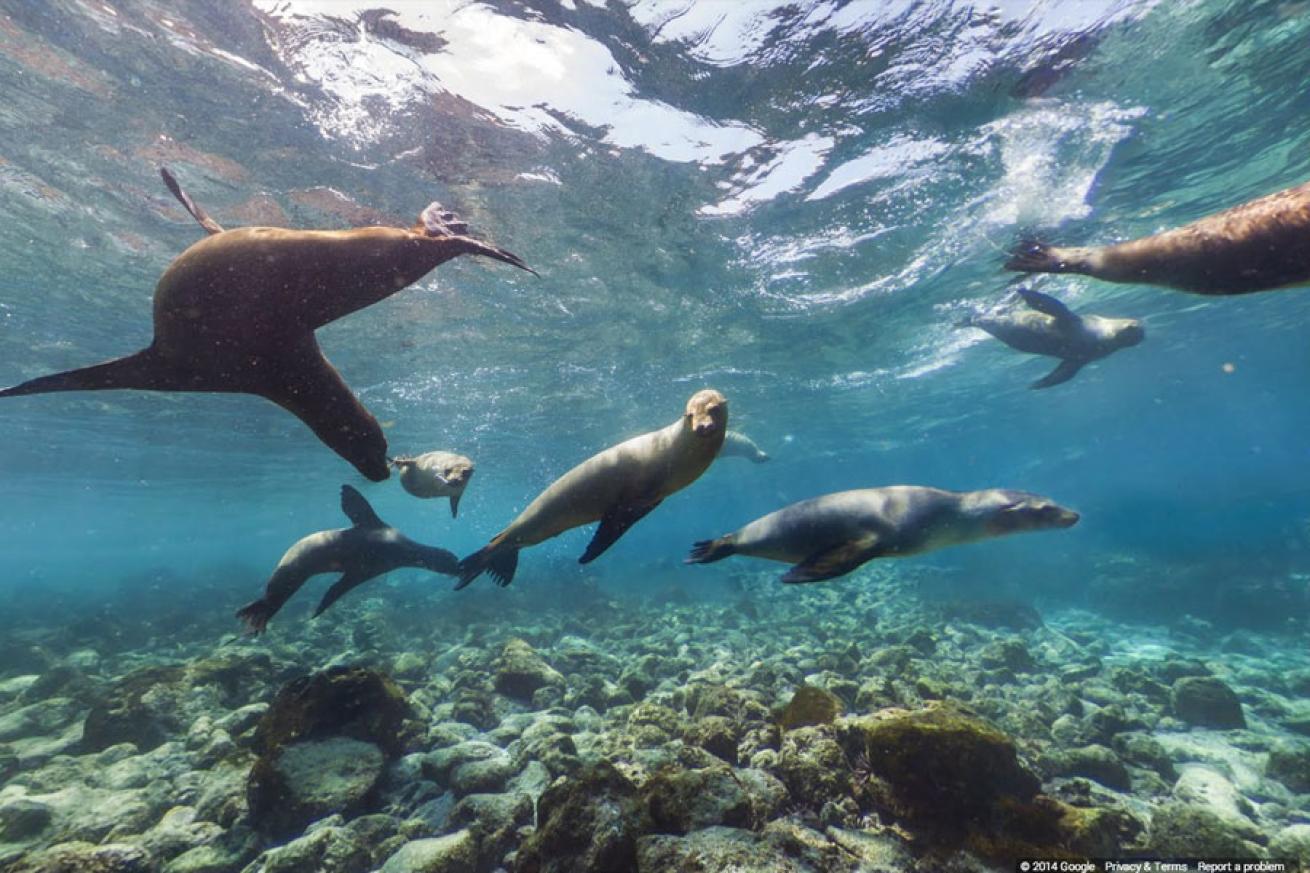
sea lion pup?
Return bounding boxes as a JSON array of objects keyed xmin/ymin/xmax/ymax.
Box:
[
  {"xmin": 716, "ymin": 430, "xmax": 770, "ymax": 463},
  {"xmin": 457, "ymin": 389, "xmax": 728, "ymax": 589},
  {"xmin": 391, "ymin": 450, "xmax": 475, "ymax": 517},
  {"xmin": 236, "ymin": 485, "xmax": 459, "ymax": 634},
  {"xmin": 957, "ymin": 287, "xmax": 1144, "ymax": 389},
  {"xmin": 686, "ymin": 486, "xmax": 1078, "ymax": 584},
  {"xmin": 0, "ymin": 168, "xmax": 534, "ymax": 482},
  {"xmin": 1006, "ymin": 178, "xmax": 1310, "ymax": 295}
]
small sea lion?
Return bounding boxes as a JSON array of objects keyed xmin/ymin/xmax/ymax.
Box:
[
  {"xmin": 1006, "ymin": 178, "xmax": 1310, "ymax": 295},
  {"xmin": 457, "ymin": 389, "xmax": 728, "ymax": 588},
  {"xmin": 686, "ymin": 486, "xmax": 1078, "ymax": 584},
  {"xmin": 391, "ymin": 450, "xmax": 475, "ymax": 517},
  {"xmin": 0, "ymin": 168, "xmax": 534, "ymax": 481},
  {"xmin": 236, "ymin": 485, "xmax": 458, "ymax": 634},
  {"xmin": 717, "ymin": 430, "xmax": 770, "ymax": 463},
  {"xmin": 957, "ymin": 287, "xmax": 1143, "ymax": 388}
]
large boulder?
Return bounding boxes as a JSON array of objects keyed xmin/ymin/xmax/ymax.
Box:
[
  {"xmin": 493, "ymin": 639, "xmax": 563, "ymax": 701},
  {"xmin": 380, "ymin": 830, "xmax": 478, "ymax": 873},
  {"xmin": 249, "ymin": 737, "xmax": 385, "ymax": 837},
  {"xmin": 514, "ymin": 761, "xmax": 651, "ymax": 873},
  {"xmin": 1170, "ymin": 677, "xmax": 1245, "ymax": 729}
]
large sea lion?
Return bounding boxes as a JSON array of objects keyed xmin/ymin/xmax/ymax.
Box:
[
  {"xmin": 957, "ymin": 287, "xmax": 1143, "ymax": 388},
  {"xmin": 457, "ymin": 389, "xmax": 728, "ymax": 588},
  {"xmin": 716, "ymin": 430, "xmax": 770, "ymax": 463},
  {"xmin": 686, "ymin": 486, "xmax": 1078, "ymax": 584},
  {"xmin": 236, "ymin": 485, "xmax": 458, "ymax": 634},
  {"xmin": 0, "ymin": 168, "xmax": 533, "ymax": 481},
  {"xmin": 1006, "ymin": 178, "xmax": 1310, "ymax": 295},
  {"xmin": 391, "ymin": 450, "xmax": 475, "ymax": 517}
]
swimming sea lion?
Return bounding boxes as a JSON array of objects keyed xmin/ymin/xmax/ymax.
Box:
[
  {"xmin": 0, "ymin": 168, "xmax": 534, "ymax": 481},
  {"xmin": 457, "ymin": 389, "xmax": 728, "ymax": 588},
  {"xmin": 686, "ymin": 486, "xmax": 1078, "ymax": 584},
  {"xmin": 1006, "ymin": 178, "xmax": 1310, "ymax": 295},
  {"xmin": 957, "ymin": 287, "xmax": 1143, "ymax": 388},
  {"xmin": 391, "ymin": 450, "xmax": 475, "ymax": 517},
  {"xmin": 236, "ymin": 484, "xmax": 458, "ymax": 634},
  {"xmin": 717, "ymin": 430, "xmax": 770, "ymax": 463}
]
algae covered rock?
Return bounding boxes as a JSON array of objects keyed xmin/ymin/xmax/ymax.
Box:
[
  {"xmin": 776, "ymin": 726, "xmax": 851, "ymax": 810},
  {"xmin": 777, "ymin": 686, "xmax": 844, "ymax": 732},
  {"xmin": 493, "ymin": 638, "xmax": 563, "ymax": 700},
  {"xmin": 637, "ymin": 824, "xmax": 849, "ymax": 873},
  {"xmin": 641, "ymin": 765, "xmax": 754, "ymax": 833},
  {"xmin": 1170, "ymin": 676, "xmax": 1246, "ymax": 729},
  {"xmin": 1270, "ymin": 824, "xmax": 1310, "ymax": 864},
  {"xmin": 682, "ymin": 716, "xmax": 740, "ymax": 764},
  {"xmin": 447, "ymin": 792, "xmax": 533, "ymax": 870},
  {"xmin": 1043, "ymin": 744, "xmax": 1131, "ymax": 791},
  {"xmin": 380, "ymin": 830, "xmax": 478, "ymax": 873},
  {"xmin": 1149, "ymin": 802, "xmax": 1264, "ymax": 857},
  {"xmin": 514, "ymin": 760, "xmax": 651, "ymax": 873},
  {"xmin": 1267, "ymin": 741, "xmax": 1310, "ymax": 793},
  {"xmin": 5, "ymin": 840, "xmax": 152, "ymax": 872},
  {"xmin": 252, "ymin": 666, "xmax": 415, "ymax": 756},
  {"xmin": 249, "ymin": 736, "xmax": 385, "ymax": 837}
]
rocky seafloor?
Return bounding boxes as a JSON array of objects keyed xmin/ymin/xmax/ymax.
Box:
[{"xmin": 1, "ymin": 562, "xmax": 1309, "ymax": 873}]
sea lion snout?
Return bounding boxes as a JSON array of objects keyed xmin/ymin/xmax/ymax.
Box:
[
  {"xmin": 686, "ymin": 389, "xmax": 728, "ymax": 437},
  {"xmin": 1117, "ymin": 321, "xmax": 1146, "ymax": 348}
]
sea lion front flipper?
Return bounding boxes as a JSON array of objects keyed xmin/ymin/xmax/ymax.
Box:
[
  {"xmin": 578, "ymin": 498, "xmax": 664, "ymax": 565},
  {"xmin": 340, "ymin": 484, "xmax": 385, "ymax": 528},
  {"xmin": 1030, "ymin": 358, "xmax": 1084, "ymax": 390},
  {"xmin": 160, "ymin": 167, "xmax": 225, "ymax": 235},
  {"xmin": 1016, "ymin": 287, "xmax": 1077, "ymax": 324},
  {"xmin": 780, "ymin": 537, "xmax": 882, "ymax": 584},
  {"xmin": 251, "ymin": 337, "xmax": 390, "ymax": 482},
  {"xmin": 313, "ymin": 570, "xmax": 372, "ymax": 618},
  {"xmin": 449, "ymin": 492, "xmax": 462, "ymax": 519}
]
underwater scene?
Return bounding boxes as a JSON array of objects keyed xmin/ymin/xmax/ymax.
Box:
[{"xmin": 2, "ymin": 0, "xmax": 1310, "ymax": 870}]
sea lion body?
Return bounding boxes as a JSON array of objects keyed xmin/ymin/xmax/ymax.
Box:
[
  {"xmin": 1006, "ymin": 179, "xmax": 1310, "ymax": 295},
  {"xmin": 236, "ymin": 485, "xmax": 458, "ymax": 634},
  {"xmin": 716, "ymin": 430, "xmax": 770, "ymax": 463},
  {"xmin": 686, "ymin": 486, "xmax": 1078, "ymax": 584},
  {"xmin": 0, "ymin": 170, "xmax": 533, "ymax": 481},
  {"xmin": 392, "ymin": 450, "xmax": 475, "ymax": 517},
  {"xmin": 457, "ymin": 389, "xmax": 728, "ymax": 588},
  {"xmin": 959, "ymin": 288, "xmax": 1143, "ymax": 388}
]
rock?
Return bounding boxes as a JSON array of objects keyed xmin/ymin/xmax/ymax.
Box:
[
  {"xmin": 242, "ymin": 823, "xmax": 371, "ymax": 873},
  {"xmin": 6, "ymin": 840, "xmax": 152, "ymax": 872},
  {"xmin": 253, "ymin": 666, "xmax": 415, "ymax": 757},
  {"xmin": 379, "ymin": 830, "xmax": 477, "ymax": 873},
  {"xmin": 1044, "ymin": 745, "xmax": 1131, "ymax": 791},
  {"xmin": 514, "ymin": 761, "xmax": 651, "ymax": 873},
  {"xmin": 979, "ymin": 638, "xmax": 1035, "ymax": 672},
  {"xmin": 247, "ymin": 736, "xmax": 385, "ymax": 837},
  {"xmin": 133, "ymin": 804, "xmax": 224, "ymax": 861},
  {"xmin": 447, "ymin": 792, "xmax": 533, "ymax": 869},
  {"xmin": 1171, "ymin": 677, "xmax": 1246, "ymax": 729},
  {"xmin": 825, "ymin": 826, "xmax": 913, "ymax": 871},
  {"xmin": 0, "ymin": 697, "xmax": 81, "ymax": 742},
  {"xmin": 1173, "ymin": 764, "xmax": 1257, "ymax": 827},
  {"xmin": 422, "ymin": 740, "xmax": 504, "ymax": 783},
  {"xmin": 939, "ymin": 599, "xmax": 1042, "ymax": 630},
  {"xmin": 0, "ymin": 796, "xmax": 52, "ymax": 841},
  {"xmin": 686, "ymin": 684, "xmax": 767, "ymax": 724},
  {"xmin": 682, "ymin": 716, "xmax": 740, "ymax": 764},
  {"xmin": 776, "ymin": 726, "xmax": 850, "ymax": 810},
  {"xmin": 777, "ymin": 686, "xmax": 843, "ymax": 731},
  {"xmin": 637, "ymin": 825, "xmax": 841, "ymax": 873},
  {"xmin": 493, "ymin": 639, "xmax": 563, "ymax": 700},
  {"xmin": 1149, "ymin": 802, "xmax": 1264, "ymax": 858},
  {"xmin": 1270, "ymin": 824, "xmax": 1310, "ymax": 864},
  {"xmin": 1267, "ymin": 742, "xmax": 1310, "ymax": 793},
  {"xmin": 450, "ymin": 751, "xmax": 514, "ymax": 796},
  {"xmin": 1112, "ymin": 732, "xmax": 1175, "ymax": 780},
  {"xmin": 164, "ymin": 843, "xmax": 253, "ymax": 873},
  {"xmin": 641, "ymin": 765, "xmax": 754, "ymax": 833}
]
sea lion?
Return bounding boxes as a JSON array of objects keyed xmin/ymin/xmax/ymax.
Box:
[
  {"xmin": 457, "ymin": 389, "xmax": 728, "ymax": 588},
  {"xmin": 0, "ymin": 168, "xmax": 534, "ymax": 481},
  {"xmin": 236, "ymin": 484, "xmax": 458, "ymax": 634},
  {"xmin": 391, "ymin": 450, "xmax": 475, "ymax": 517},
  {"xmin": 1006, "ymin": 178, "xmax": 1310, "ymax": 295},
  {"xmin": 686, "ymin": 486, "xmax": 1078, "ymax": 584},
  {"xmin": 716, "ymin": 430, "xmax": 770, "ymax": 463},
  {"xmin": 957, "ymin": 287, "xmax": 1143, "ymax": 388}
]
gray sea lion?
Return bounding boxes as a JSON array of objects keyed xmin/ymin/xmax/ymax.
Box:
[
  {"xmin": 1006, "ymin": 178, "xmax": 1310, "ymax": 295},
  {"xmin": 236, "ymin": 485, "xmax": 458, "ymax": 634},
  {"xmin": 457, "ymin": 389, "xmax": 728, "ymax": 588},
  {"xmin": 716, "ymin": 430, "xmax": 770, "ymax": 463},
  {"xmin": 391, "ymin": 450, "xmax": 475, "ymax": 517},
  {"xmin": 957, "ymin": 287, "xmax": 1143, "ymax": 388},
  {"xmin": 0, "ymin": 168, "xmax": 534, "ymax": 481},
  {"xmin": 686, "ymin": 486, "xmax": 1078, "ymax": 584}
]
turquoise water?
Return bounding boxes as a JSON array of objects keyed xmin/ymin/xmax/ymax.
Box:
[{"xmin": 2, "ymin": 2, "xmax": 1310, "ymax": 867}]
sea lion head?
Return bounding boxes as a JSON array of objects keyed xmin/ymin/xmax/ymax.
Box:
[
  {"xmin": 1107, "ymin": 317, "xmax": 1145, "ymax": 350},
  {"xmin": 685, "ymin": 389, "xmax": 728, "ymax": 439},
  {"xmin": 975, "ymin": 489, "xmax": 1080, "ymax": 534}
]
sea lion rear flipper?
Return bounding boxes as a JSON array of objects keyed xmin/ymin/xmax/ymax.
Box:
[
  {"xmin": 780, "ymin": 537, "xmax": 881, "ymax": 584},
  {"xmin": 1016, "ymin": 287, "xmax": 1077, "ymax": 324},
  {"xmin": 251, "ymin": 337, "xmax": 390, "ymax": 482},
  {"xmin": 160, "ymin": 167, "xmax": 225, "ymax": 235},
  {"xmin": 340, "ymin": 485, "xmax": 385, "ymax": 528},
  {"xmin": 313, "ymin": 571, "xmax": 370, "ymax": 618},
  {"xmin": 578, "ymin": 498, "xmax": 664, "ymax": 565},
  {"xmin": 456, "ymin": 542, "xmax": 519, "ymax": 589},
  {"xmin": 449, "ymin": 493, "xmax": 462, "ymax": 519},
  {"xmin": 1030, "ymin": 358, "xmax": 1084, "ymax": 390},
  {"xmin": 0, "ymin": 347, "xmax": 179, "ymax": 398}
]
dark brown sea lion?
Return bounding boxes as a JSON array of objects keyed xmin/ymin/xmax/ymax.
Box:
[
  {"xmin": 236, "ymin": 485, "xmax": 458, "ymax": 634},
  {"xmin": 686, "ymin": 486, "xmax": 1078, "ymax": 584},
  {"xmin": 1006, "ymin": 178, "xmax": 1310, "ymax": 295},
  {"xmin": 457, "ymin": 389, "xmax": 728, "ymax": 588},
  {"xmin": 957, "ymin": 287, "xmax": 1144, "ymax": 388},
  {"xmin": 0, "ymin": 168, "xmax": 534, "ymax": 481}
]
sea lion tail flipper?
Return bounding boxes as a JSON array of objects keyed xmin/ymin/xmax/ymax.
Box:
[
  {"xmin": 235, "ymin": 598, "xmax": 276, "ymax": 636},
  {"xmin": 416, "ymin": 203, "xmax": 538, "ymax": 276},
  {"xmin": 1005, "ymin": 239, "xmax": 1071, "ymax": 274},
  {"xmin": 780, "ymin": 538, "xmax": 881, "ymax": 584},
  {"xmin": 0, "ymin": 348, "xmax": 175, "ymax": 398},
  {"xmin": 456, "ymin": 543, "xmax": 519, "ymax": 589},
  {"xmin": 579, "ymin": 499, "xmax": 663, "ymax": 565},
  {"xmin": 159, "ymin": 167, "xmax": 225, "ymax": 235},
  {"xmin": 340, "ymin": 485, "xmax": 386, "ymax": 528},
  {"xmin": 1030, "ymin": 358, "xmax": 1085, "ymax": 390},
  {"xmin": 685, "ymin": 536, "xmax": 736, "ymax": 564},
  {"xmin": 252, "ymin": 337, "xmax": 390, "ymax": 482},
  {"xmin": 1015, "ymin": 287, "xmax": 1077, "ymax": 323},
  {"xmin": 449, "ymin": 493, "xmax": 461, "ymax": 519},
  {"xmin": 313, "ymin": 571, "xmax": 368, "ymax": 618},
  {"xmin": 460, "ymin": 237, "xmax": 539, "ymax": 276}
]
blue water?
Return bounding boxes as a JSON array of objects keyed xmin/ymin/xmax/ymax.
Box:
[{"xmin": 2, "ymin": 0, "xmax": 1310, "ymax": 630}]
